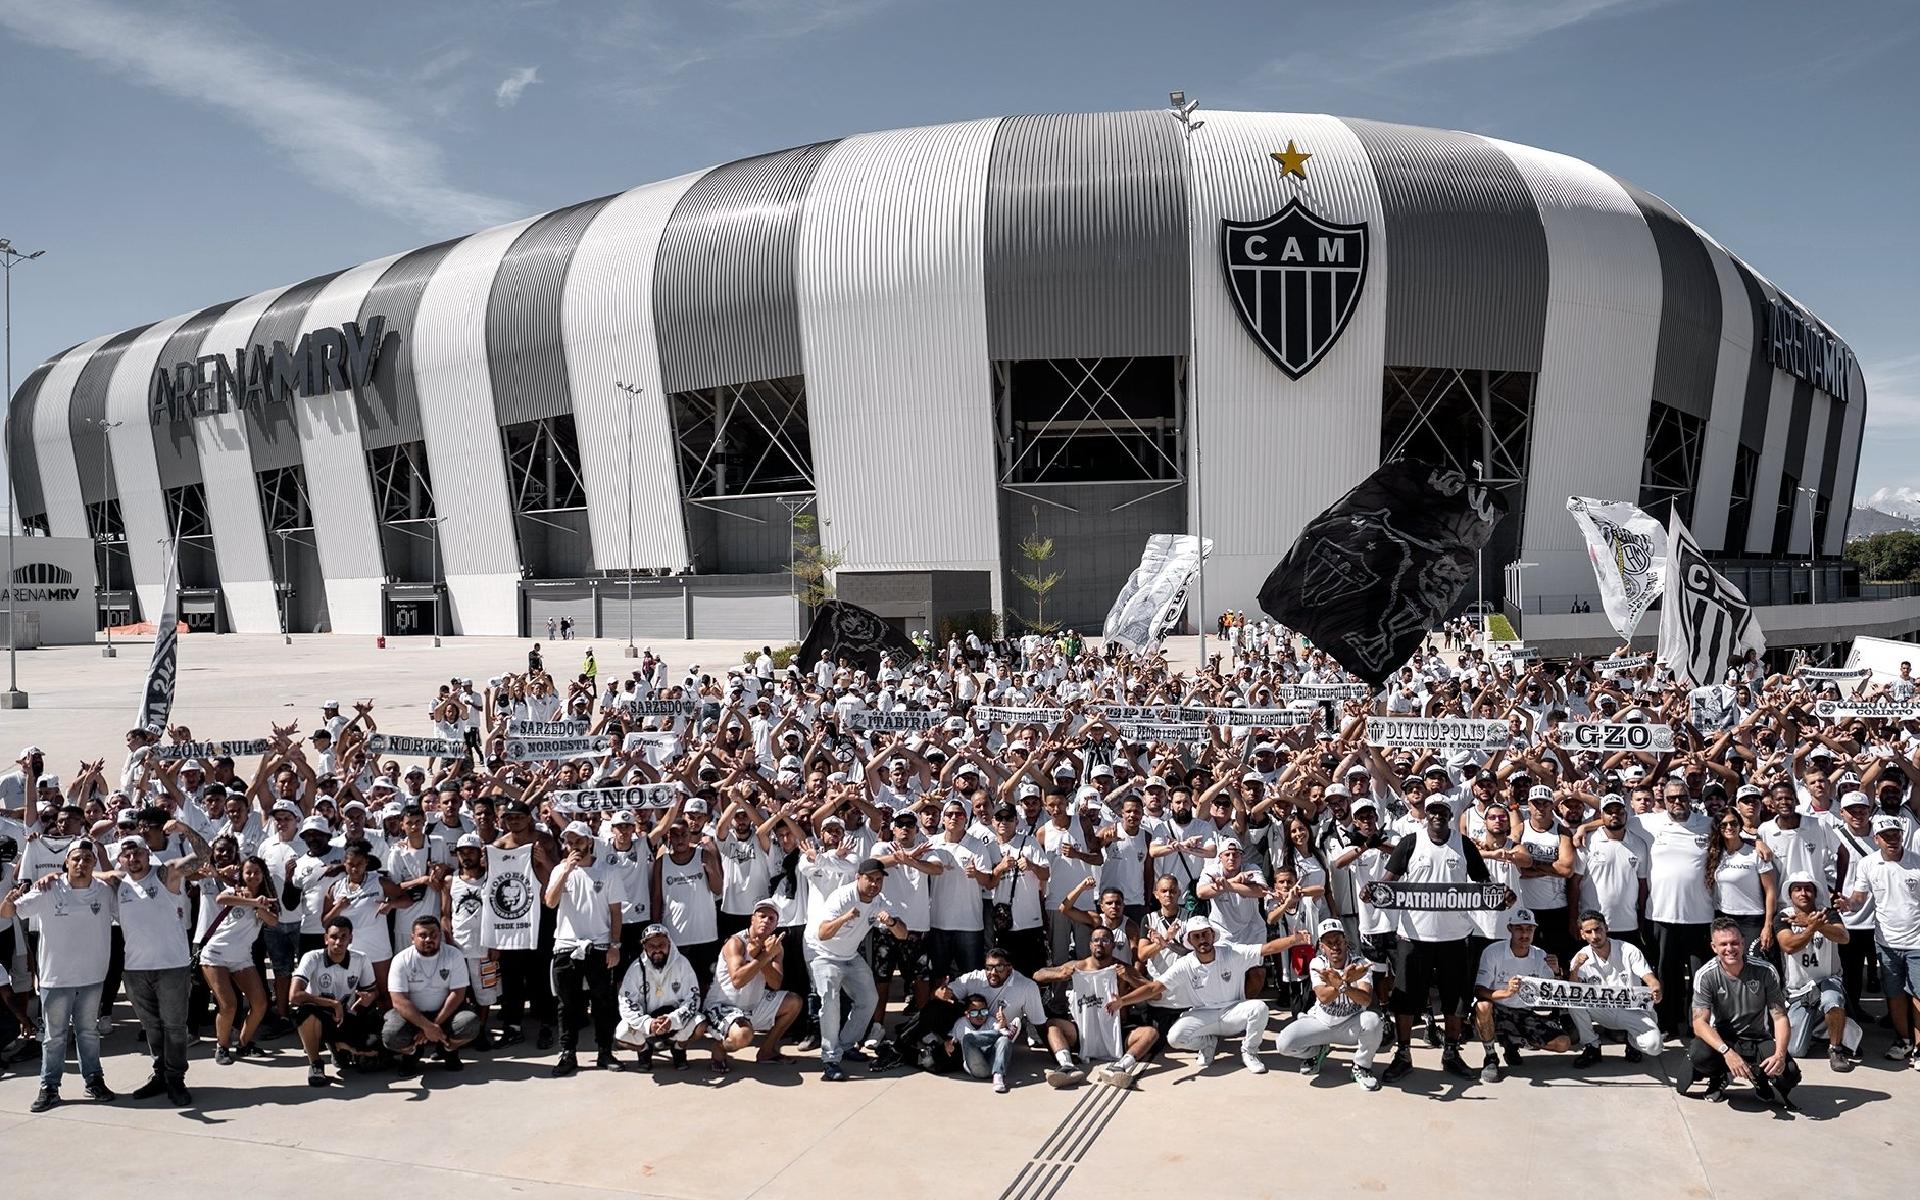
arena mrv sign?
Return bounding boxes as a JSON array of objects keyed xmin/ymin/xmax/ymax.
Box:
[{"xmin": 148, "ymin": 318, "xmax": 388, "ymax": 424}]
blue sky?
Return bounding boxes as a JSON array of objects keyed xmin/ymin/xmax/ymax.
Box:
[{"xmin": 2, "ymin": 0, "xmax": 1915, "ymax": 501}]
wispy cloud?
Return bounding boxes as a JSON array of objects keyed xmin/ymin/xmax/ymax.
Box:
[
  {"xmin": 1257, "ymin": 0, "xmax": 1663, "ymax": 92},
  {"xmin": 1864, "ymin": 353, "xmax": 1920, "ymax": 430},
  {"xmin": 0, "ymin": 0, "xmax": 521, "ymax": 232},
  {"xmin": 590, "ymin": 0, "xmax": 901, "ymax": 107},
  {"xmin": 496, "ymin": 65, "xmax": 540, "ymax": 107}
]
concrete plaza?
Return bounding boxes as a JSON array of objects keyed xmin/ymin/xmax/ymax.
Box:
[{"xmin": 0, "ymin": 633, "xmax": 1915, "ymax": 1196}]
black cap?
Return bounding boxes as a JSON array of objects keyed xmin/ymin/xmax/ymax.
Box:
[
  {"xmin": 502, "ymin": 800, "xmax": 532, "ymax": 816},
  {"xmin": 992, "ymin": 803, "xmax": 1017, "ymax": 820},
  {"xmin": 857, "ymin": 857, "xmax": 888, "ymax": 876}
]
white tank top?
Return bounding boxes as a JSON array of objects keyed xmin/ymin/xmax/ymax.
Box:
[
  {"xmin": 707, "ymin": 930, "xmax": 765, "ymax": 1008},
  {"xmin": 660, "ymin": 847, "xmax": 718, "ymax": 945}
]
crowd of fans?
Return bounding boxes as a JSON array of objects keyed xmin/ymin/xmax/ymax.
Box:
[{"xmin": 3, "ymin": 625, "xmax": 1918, "ymax": 1118}]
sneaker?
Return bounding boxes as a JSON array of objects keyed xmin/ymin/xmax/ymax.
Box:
[
  {"xmin": 1574, "ymin": 1043, "xmax": 1601, "ymax": 1068},
  {"xmin": 992, "ymin": 1073, "xmax": 1008, "ymax": 1093},
  {"xmin": 29, "ymin": 1088, "xmax": 58, "ymax": 1113},
  {"xmin": 307, "ymin": 1062, "xmax": 328, "ymax": 1087},
  {"xmin": 1353, "ymin": 1065, "xmax": 1381, "ymax": 1092},
  {"xmin": 1502, "ymin": 1042, "xmax": 1524, "ymax": 1069},
  {"xmin": 131, "ymin": 1075, "xmax": 169, "ymax": 1100},
  {"xmin": 1624, "ymin": 1043, "xmax": 1644, "ymax": 1064},
  {"xmin": 1441, "ymin": 1046, "xmax": 1475, "ymax": 1080},
  {"xmin": 1884, "ymin": 1039, "xmax": 1912, "ymax": 1062},
  {"xmin": 669, "ymin": 1044, "xmax": 688, "ymax": 1071},
  {"xmin": 551, "ymin": 1052, "xmax": 579, "ymax": 1078},
  {"xmin": 441, "ymin": 1049, "xmax": 463, "ymax": 1072},
  {"xmin": 796, "ymin": 1032, "xmax": 821, "ymax": 1052},
  {"xmin": 1380, "ymin": 1051, "xmax": 1413, "ymax": 1083},
  {"xmin": 536, "ymin": 1025, "xmax": 555, "ymax": 1050},
  {"xmin": 214, "ymin": 1045, "xmax": 234, "ymax": 1066},
  {"xmin": 634, "ymin": 1049, "xmax": 654, "ymax": 1072},
  {"xmin": 235, "ymin": 1041, "xmax": 260, "ymax": 1059},
  {"xmin": 1196, "ymin": 1036, "xmax": 1218, "ymax": 1067},
  {"xmin": 393, "ymin": 1055, "xmax": 422, "ymax": 1078},
  {"xmin": 1300, "ymin": 1045, "xmax": 1330, "ymax": 1076},
  {"xmin": 1829, "ymin": 1047, "xmax": 1854, "ymax": 1073},
  {"xmin": 840, "ymin": 1047, "xmax": 869, "ymax": 1063},
  {"xmin": 822, "ymin": 1062, "xmax": 846, "ymax": 1082},
  {"xmin": 495, "ymin": 1026, "xmax": 525, "ymax": 1048},
  {"xmin": 1241, "ymin": 1050, "xmax": 1269, "ymax": 1075},
  {"xmin": 1701, "ymin": 1083, "xmax": 1727, "ymax": 1103},
  {"xmin": 1478, "ymin": 1052, "xmax": 1500, "ymax": 1085},
  {"xmin": 1045, "ymin": 1065, "xmax": 1085, "ymax": 1088},
  {"xmin": 595, "ymin": 1051, "xmax": 623, "ymax": 1072},
  {"xmin": 472, "ymin": 1029, "xmax": 496, "ymax": 1052},
  {"xmin": 165, "ymin": 1081, "xmax": 192, "ymax": 1107},
  {"xmin": 83, "ymin": 1076, "xmax": 115, "ymax": 1102},
  {"xmin": 1424, "ymin": 1012, "xmax": 1442, "ymax": 1048}
]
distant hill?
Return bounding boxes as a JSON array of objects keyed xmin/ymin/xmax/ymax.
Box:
[{"xmin": 1851, "ymin": 498, "xmax": 1920, "ymax": 539}]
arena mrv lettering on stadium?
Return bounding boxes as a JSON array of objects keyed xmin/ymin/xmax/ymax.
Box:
[{"xmin": 146, "ymin": 317, "xmax": 388, "ymax": 424}]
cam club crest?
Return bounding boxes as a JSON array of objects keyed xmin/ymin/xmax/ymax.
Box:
[
  {"xmin": 1221, "ymin": 198, "xmax": 1369, "ymax": 380},
  {"xmin": 488, "ymin": 872, "xmax": 533, "ymax": 921}
]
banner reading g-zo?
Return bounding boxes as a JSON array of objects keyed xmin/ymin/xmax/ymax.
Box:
[
  {"xmin": 1564, "ymin": 722, "xmax": 1674, "ymax": 753},
  {"xmin": 1221, "ymin": 198, "xmax": 1369, "ymax": 380}
]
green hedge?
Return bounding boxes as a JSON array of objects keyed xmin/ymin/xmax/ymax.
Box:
[{"xmin": 1487, "ymin": 614, "xmax": 1519, "ymax": 642}]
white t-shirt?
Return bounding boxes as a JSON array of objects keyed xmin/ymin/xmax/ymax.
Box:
[
  {"xmin": 1578, "ymin": 831, "xmax": 1649, "ymax": 934},
  {"xmin": 807, "ymin": 881, "xmax": 886, "ymax": 963},
  {"xmin": 1850, "ymin": 849, "xmax": 1920, "ymax": 950},
  {"xmin": 1710, "ymin": 840, "xmax": 1774, "ymax": 916},
  {"xmin": 293, "ymin": 947, "xmax": 375, "ymax": 1001},
  {"xmin": 1157, "ymin": 942, "xmax": 1264, "ymax": 1009},
  {"xmin": 926, "ymin": 834, "xmax": 990, "ymax": 932},
  {"xmin": 113, "ymin": 869, "xmax": 192, "ymax": 972},
  {"xmin": 1200, "ymin": 862, "xmax": 1267, "ymax": 944},
  {"xmin": 388, "ymin": 943, "xmax": 471, "ymax": 1012},
  {"xmin": 946, "ymin": 967, "xmax": 1050, "ymax": 1030},
  {"xmin": 260, "ymin": 834, "xmax": 306, "ymax": 923},
  {"xmin": 1475, "ymin": 940, "xmax": 1552, "ymax": 1010},
  {"xmin": 1634, "ymin": 810, "xmax": 1714, "ymax": 925},
  {"xmin": 553, "ymin": 859, "xmax": 627, "ymax": 946},
  {"xmin": 14, "ymin": 878, "xmax": 115, "ymax": 987},
  {"xmin": 1567, "ymin": 938, "xmax": 1652, "ymax": 988}
]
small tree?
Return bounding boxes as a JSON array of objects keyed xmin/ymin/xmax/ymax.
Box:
[
  {"xmin": 789, "ymin": 513, "xmax": 843, "ymax": 609},
  {"xmin": 1014, "ymin": 509, "xmax": 1064, "ymax": 634}
]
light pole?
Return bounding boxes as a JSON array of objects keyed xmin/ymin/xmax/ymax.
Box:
[
  {"xmin": 1171, "ymin": 91, "xmax": 1207, "ymax": 668},
  {"xmin": 777, "ymin": 495, "xmax": 814, "ymax": 642},
  {"xmin": 1, "ymin": 237, "xmax": 45, "ymax": 708},
  {"xmin": 1795, "ymin": 485, "xmax": 1820, "ymax": 608},
  {"xmin": 86, "ymin": 417, "xmax": 122, "ymax": 657},
  {"xmin": 277, "ymin": 529, "xmax": 292, "ymax": 645},
  {"xmin": 430, "ymin": 515, "xmax": 443, "ymax": 647},
  {"xmin": 614, "ymin": 380, "xmax": 643, "ymax": 657}
]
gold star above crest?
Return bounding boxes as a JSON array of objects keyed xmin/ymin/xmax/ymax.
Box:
[{"xmin": 1270, "ymin": 140, "xmax": 1311, "ymax": 179}]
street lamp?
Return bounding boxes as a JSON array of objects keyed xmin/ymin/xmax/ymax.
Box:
[
  {"xmin": 277, "ymin": 529, "xmax": 292, "ymax": 645},
  {"xmin": 1171, "ymin": 90, "xmax": 1207, "ymax": 667},
  {"xmin": 430, "ymin": 514, "xmax": 444, "ymax": 647},
  {"xmin": 1, "ymin": 237, "xmax": 45, "ymax": 708},
  {"xmin": 86, "ymin": 417, "xmax": 122, "ymax": 657},
  {"xmin": 614, "ymin": 380, "xmax": 643, "ymax": 657}
]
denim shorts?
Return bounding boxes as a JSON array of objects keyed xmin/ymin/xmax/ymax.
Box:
[
  {"xmin": 1877, "ymin": 943, "xmax": 1920, "ymax": 997},
  {"xmin": 260, "ymin": 923, "xmax": 301, "ymax": 975}
]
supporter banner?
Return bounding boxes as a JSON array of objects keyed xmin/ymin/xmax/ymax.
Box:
[
  {"xmin": 1358, "ymin": 881, "xmax": 1514, "ymax": 911},
  {"xmin": 1103, "ymin": 534, "xmax": 1212, "ymax": 652},
  {"xmin": 1814, "ymin": 700, "xmax": 1920, "ymax": 721},
  {"xmin": 1593, "ymin": 654, "xmax": 1652, "ymax": 673},
  {"xmin": 155, "ymin": 738, "xmax": 271, "ymax": 761},
  {"xmin": 1564, "ymin": 721, "xmax": 1675, "ymax": 753},
  {"xmin": 1365, "ymin": 717, "xmax": 1507, "ymax": 751},
  {"xmin": 135, "ymin": 531, "xmax": 183, "ymax": 734},
  {"xmin": 365, "ymin": 733, "xmax": 467, "ymax": 758},
  {"xmin": 506, "ymin": 735, "xmax": 611, "ymax": 762},
  {"xmin": 1491, "ymin": 645, "xmax": 1540, "ymax": 664},
  {"xmin": 551, "ymin": 783, "xmax": 682, "ymax": 812},
  {"xmin": 1512, "ymin": 976, "xmax": 1654, "ymax": 1012},
  {"xmin": 617, "ymin": 699, "xmax": 699, "ymax": 717},
  {"xmin": 1799, "ymin": 666, "xmax": 1871, "ymax": 684},
  {"xmin": 1094, "ymin": 704, "xmax": 1185, "ymax": 723},
  {"xmin": 1658, "ymin": 511, "xmax": 1764, "ymax": 687},
  {"xmin": 1111, "ymin": 721, "xmax": 1210, "ymax": 744},
  {"xmin": 972, "ymin": 705, "xmax": 1066, "ymax": 727},
  {"xmin": 1258, "ymin": 456, "xmax": 1504, "ymax": 686},
  {"xmin": 481, "ymin": 844, "xmax": 538, "ymax": 951},
  {"xmin": 1277, "ymin": 682, "xmax": 1372, "ymax": 702},
  {"xmin": 507, "ymin": 717, "xmax": 589, "ymax": 737},
  {"xmin": 1688, "ymin": 685, "xmax": 1738, "ymax": 732},
  {"xmin": 846, "ymin": 710, "xmax": 943, "ymax": 732},
  {"xmin": 1566, "ymin": 496, "xmax": 1668, "ymax": 641},
  {"xmin": 796, "ymin": 599, "xmax": 918, "ymax": 676},
  {"xmin": 1178, "ymin": 705, "xmax": 1315, "ymax": 727},
  {"xmin": 1069, "ymin": 964, "xmax": 1122, "ymax": 1061}
]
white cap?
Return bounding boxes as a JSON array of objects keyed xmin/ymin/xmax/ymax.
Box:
[
  {"xmin": 1506, "ymin": 907, "xmax": 1538, "ymax": 929},
  {"xmin": 1182, "ymin": 915, "xmax": 1215, "ymax": 936},
  {"xmin": 1316, "ymin": 918, "xmax": 1345, "ymax": 939},
  {"xmin": 562, "ymin": 820, "xmax": 594, "ymax": 839},
  {"xmin": 685, "ymin": 798, "xmax": 709, "ymax": 814},
  {"xmin": 1324, "ymin": 782, "xmax": 1350, "ymax": 798},
  {"xmin": 611, "ymin": 810, "xmax": 638, "ymax": 826},
  {"xmin": 323, "ymin": 699, "xmax": 341, "ymax": 710},
  {"xmin": 298, "ymin": 816, "xmax": 331, "ymax": 836},
  {"xmin": 1841, "ymin": 790, "xmax": 1872, "ymax": 809},
  {"xmin": 456, "ymin": 832, "xmax": 485, "ymax": 850},
  {"xmin": 1527, "ymin": 784, "xmax": 1554, "ymax": 804}
]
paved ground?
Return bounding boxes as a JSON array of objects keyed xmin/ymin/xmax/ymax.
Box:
[{"xmin": 1, "ymin": 632, "xmax": 1917, "ymax": 1196}]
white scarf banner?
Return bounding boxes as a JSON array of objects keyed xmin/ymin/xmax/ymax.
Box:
[
  {"xmin": 1814, "ymin": 700, "xmax": 1920, "ymax": 721},
  {"xmin": 1798, "ymin": 666, "xmax": 1871, "ymax": 684},
  {"xmin": 155, "ymin": 738, "xmax": 271, "ymax": 761},
  {"xmin": 507, "ymin": 717, "xmax": 590, "ymax": 737},
  {"xmin": 135, "ymin": 531, "xmax": 183, "ymax": 734},
  {"xmin": 1592, "ymin": 653, "xmax": 1652, "ymax": 673},
  {"xmin": 480, "ymin": 844, "xmax": 538, "ymax": 951},
  {"xmin": 1564, "ymin": 721, "xmax": 1675, "ymax": 753},
  {"xmin": 1103, "ymin": 534, "xmax": 1212, "ymax": 652},
  {"xmin": 1366, "ymin": 717, "xmax": 1508, "ymax": 751},
  {"xmin": 1658, "ymin": 510, "xmax": 1764, "ymax": 687},
  {"xmin": 1178, "ymin": 705, "xmax": 1314, "ymax": 728},
  {"xmin": 1566, "ymin": 496, "xmax": 1668, "ymax": 641},
  {"xmin": 366, "ymin": 733, "xmax": 468, "ymax": 758},
  {"xmin": 1358, "ymin": 881, "xmax": 1515, "ymax": 911},
  {"xmin": 846, "ymin": 710, "xmax": 943, "ymax": 732},
  {"xmin": 971, "ymin": 705, "xmax": 1066, "ymax": 728},
  {"xmin": 506, "ymin": 735, "xmax": 612, "ymax": 762},
  {"xmin": 617, "ymin": 699, "xmax": 699, "ymax": 717},
  {"xmin": 1093, "ymin": 704, "xmax": 1185, "ymax": 723},
  {"xmin": 1512, "ymin": 976, "xmax": 1654, "ymax": 1012},
  {"xmin": 551, "ymin": 783, "xmax": 682, "ymax": 812},
  {"xmin": 1110, "ymin": 720, "xmax": 1210, "ymax": 744},
  {"xmin": 1278, "ymin": 682, "xmax": 1372, "ymax": 702}
]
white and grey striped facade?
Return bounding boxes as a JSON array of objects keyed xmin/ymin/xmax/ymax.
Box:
[{"xmin": 5, "ymin": 111, "xmax": 1864, "ymax": 638}]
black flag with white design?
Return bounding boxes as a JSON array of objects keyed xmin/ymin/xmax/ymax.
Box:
[
  {"xmin": 136, "ymin": 532, "xmax": 183, "ymax": 733},
  {"xmin": 1257, "ymin": 457, "xmax": 1505, "ymax": 686},
  {"xmin": 797, "ymin": 600, "xmax": 918, "ymax": 677}
]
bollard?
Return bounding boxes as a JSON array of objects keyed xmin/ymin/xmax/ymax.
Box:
[{"xmin": 377, "ymin": 635, "xmax": 387, "ymax": 649}]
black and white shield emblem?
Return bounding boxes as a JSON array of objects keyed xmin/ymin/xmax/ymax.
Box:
[{"xmin": 1221, "ymin": 199, "xmax": 1369, "ymax": 380}]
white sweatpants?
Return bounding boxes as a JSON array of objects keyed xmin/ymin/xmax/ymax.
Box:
[
  {"xmin": 1275, "ymin": 1009, "xmax": 1385, "ymax": 1069},
  {"xmin": 1168, "ymin": 1000, "xmax": 1269, "ymax": 1057},
  {"xmin": 1568, "ymin": 1006, "xmax": 1663, "ymax": 1056}
]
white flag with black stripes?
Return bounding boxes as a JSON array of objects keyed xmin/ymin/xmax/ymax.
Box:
[{"xmin": 1658, "ymin": 511, "xmax": 1764, "ymax": 686}]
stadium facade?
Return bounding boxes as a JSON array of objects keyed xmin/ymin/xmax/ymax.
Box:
[{"xmin": 4, "ymin": 110, "xmax": 1865, "ymax": 641}]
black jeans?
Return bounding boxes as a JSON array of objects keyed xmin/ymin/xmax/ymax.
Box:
[
  {"xmin": 552, "ymin": 948, "xmax": 616, "ymax": 1055},
  {"xmin": 1649, "ymin": 921, "xmax": 1710, "ymax": 1036},
  {"xmin": 1681, "ymin": 1036, "xmax": 1801, "ymax": 1099},
  {"xmin": 1837, "ymin": 927, "xmax": 1877, "ymax": 1018},
  {"xmin": 496, "ymin": 947, "xmax": 554, "ymax": 1031}
]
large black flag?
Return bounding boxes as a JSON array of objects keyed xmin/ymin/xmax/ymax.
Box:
[
  {"xmin": 797, "ymin": 600, "xmax": 918, "ymax": 677},
  {"xmin": 136, "ymin": 531, "xmax": 183, "ymax": 733},
  {"xmin": 1258, "ymin": 458, "xmax": 1505, "ymax": 686}
]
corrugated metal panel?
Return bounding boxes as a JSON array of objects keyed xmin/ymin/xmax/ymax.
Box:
[
  {"xmin": 524, "ymin": 586, "xmax": 595, "ymax": 634},
  {"xmin": 1828, "ymin": 359, "xmax": 1866, "ymax": 554},
  {"xmin": 1744, "ymin": 369, "xmax": 1798, "ymax": 555},
  {"xmin": 561, "ymin": 170, "xmax": 708, "ymax": 573},
  {"xmin": 983, "ymin": 111, "xmax": 1189, "ymax": 359},
  {"xmin": 412, "ymin": 216, "xmax": 543, "ymax": 634},
  {"xmin": 655, "ymin": 141, "xmax": 836, "ymax": 393},
  {"xmin": 102, "ymin": 313, "xmax": 194, "ymax": 617},
  {"xmin": 148, "ymin": 300, "xmax": 238, "ymax": 490},
  {"xmin": 1187, "ymin": 112, "xmax": 1389, "ymax": 612},
  {"xmin": 691, "ymin": 590, "xmax": 793, "ymax": 639},
  {"xmin": 357, "ymin": 239, "xmax": 459, "ymax": 450},
  {"xmin": 796, "ymin": 119, "xmax": 1005, "ymax": 606},
  {"xmin": 290, "ymin": 255, "xmax": 404, "ymax": 634},
  {"xmin": 486, "ymin": 195, "xmax": 618, "ymax": 427},
  {"xmin": 243, "ymin": 272, "xmax": 344, "ymax": 473},
  {"xmin": 30, "ymin": 333, "xmax": 114, "ymax": 538},
  {"xmin": 191, "ymin": 287, "xmax": 290, "ymax": 631},
  {"xmin": 1341, "ymin": 117, "xmax": 1548, "ymax": 371},
  {"xmin": 1731, "ymin": 261, "xmax": 1774, "ymax": 454},
  {"xmin": 68, "ymin": 324, "xmax": 152, "ymax": 504},
  {"xmin": 1486, "ymin": 138, "xmax": 1661, "ymax": 605},
  {"xmin": 598, "ymin": 586, "xmax": 688, "ymax": 640},
  {"xmin": 5, "ymin": 357, "xmax": 59, "ymax": 522},
  {"xmin": 1688, "ymin": 231, "xmax": 1758, "ymax": 552},
  {"xmin": 1613, "ymin": 180, "xmax": 1720, "ymax": 422}
]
